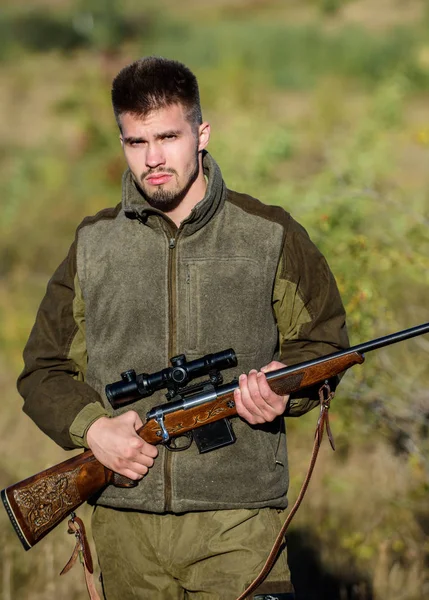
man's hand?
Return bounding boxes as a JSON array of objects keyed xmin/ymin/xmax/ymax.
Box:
[
  {"xmin": 86, "ymin": 411, "xmax": 158, "ymax": 480},
  {"xmin": 234, "ymin": 361, "xmax": 289, "ymax": 425}
]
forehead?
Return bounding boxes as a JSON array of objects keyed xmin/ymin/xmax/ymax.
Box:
[{"xmin": 120, "ymin": 103, "xmax": 191, "ymax": 136}]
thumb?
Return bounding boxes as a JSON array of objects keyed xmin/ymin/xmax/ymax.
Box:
[
  {"xmin": 261, "ymin": 361, "xmax": 286, "ymax": 374},
  {"xmin": 125, "ymin": 410, "xmax": 144, "ymax": 429}
]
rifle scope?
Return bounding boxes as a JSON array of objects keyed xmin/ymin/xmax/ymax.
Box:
[{"xmin": 105, "ymin": 348, "xmax": 237, "ymax": 409}]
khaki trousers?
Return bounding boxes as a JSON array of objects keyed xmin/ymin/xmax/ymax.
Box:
[{"xmin": 92, "ymin": 506, "xmax": 295, "ymax": 600}]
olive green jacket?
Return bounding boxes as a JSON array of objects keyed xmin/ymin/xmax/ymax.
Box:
[{"xmin": 18, "ymin": 152, "xmax": 348, "ymax": 513}]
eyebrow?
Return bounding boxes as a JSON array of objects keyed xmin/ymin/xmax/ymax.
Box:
[{"xmin": 122, "ymin": 129, "xmax": 182, "ymax": 144}]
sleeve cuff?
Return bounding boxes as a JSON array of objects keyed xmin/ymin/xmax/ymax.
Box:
[
  {"xmin": 285, "ymin": 397, "xmax": 320, "ymax": 417},
  {"xmin": 69, "ymin": 402, "xmax": 112, "ymax": 448}
]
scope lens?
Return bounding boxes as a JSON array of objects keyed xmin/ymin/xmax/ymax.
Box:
[{"xmin": 172, "ymin": 367, "xmax": 187, "ymax": 383}]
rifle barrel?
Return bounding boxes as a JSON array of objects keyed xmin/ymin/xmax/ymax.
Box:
[
  {"xmin": 347, "ymin": 321, "xmax": 429, "ymax": 355},
  {"xmin": 265, "ymin": 321, "xmax": 429, "ymax": 383}
]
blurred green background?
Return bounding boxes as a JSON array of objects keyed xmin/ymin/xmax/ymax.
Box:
[{"xmin": 1, "ymin": 0, "xmax": 429, "ymax": 598}]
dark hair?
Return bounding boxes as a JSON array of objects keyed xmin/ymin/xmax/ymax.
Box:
[{"xmin": 111, "ymin": 56, "xmax": 202, "ymax": 131}]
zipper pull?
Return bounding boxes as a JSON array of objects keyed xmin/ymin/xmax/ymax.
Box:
[{"xmin": 169, "ymin": 238, "xmax": 176, "ymax": 249}]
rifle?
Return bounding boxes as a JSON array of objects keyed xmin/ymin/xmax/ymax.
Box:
[{"xmin": 3, "ymin": 321, "xmax": 429, "ymax": 551}]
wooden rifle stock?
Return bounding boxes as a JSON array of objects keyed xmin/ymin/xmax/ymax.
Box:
[{"xmin": 3, "ymin": 320, "xmax": 429, "ymax": 550}]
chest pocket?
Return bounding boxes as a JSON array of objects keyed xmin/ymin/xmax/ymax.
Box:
[{"xmin": 183, "ymin": 256, "xmax": 269, "ymax": 359}]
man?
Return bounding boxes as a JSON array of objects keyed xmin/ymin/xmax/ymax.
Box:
[{"xmin": 18, "ymin": 56, "xmax": 348, "ymax": 599}]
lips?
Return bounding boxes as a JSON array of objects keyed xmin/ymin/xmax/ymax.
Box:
[{"xmin": 146, "ymin": 173, "xmax": 173, "ymax": 186}]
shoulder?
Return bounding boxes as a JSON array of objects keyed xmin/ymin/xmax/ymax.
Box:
[
  {"xmin": 226, "ymin": 189, "xmax": 313, "ymax": 244},
  {"xmin": 226, "ymin": 189, "xmax": 291, "ymax": 227},
  {"xmin": 76, "ymin": 203, "xmax": 122, "ymax": 234}
]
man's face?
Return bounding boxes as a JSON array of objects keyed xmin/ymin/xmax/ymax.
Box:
[{"xmin": 119, "ymin": 104, "xmax": 209, "ymax": 211}]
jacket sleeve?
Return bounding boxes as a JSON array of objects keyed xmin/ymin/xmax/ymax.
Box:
[
  {"xmin": 17, "ymin": 237, "xmax": 111, "ymax": 450},
  {"xmin": 272, "ymin": 216, "xmax": 349, "ymax": 416}
]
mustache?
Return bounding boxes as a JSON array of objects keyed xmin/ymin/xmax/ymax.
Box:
[{"xmin": 141, "ymin": 168, "xmax": 177, "ymax": 181}]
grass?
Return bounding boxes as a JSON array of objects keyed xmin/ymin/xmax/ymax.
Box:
[{"xmin": 1, "ymin": 1, "xmax": 429, "ymax": 598}]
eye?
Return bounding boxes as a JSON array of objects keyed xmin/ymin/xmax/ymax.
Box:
[{"xmin": 124, "ymin": 138, "xmax": 146, "ymax": 147}]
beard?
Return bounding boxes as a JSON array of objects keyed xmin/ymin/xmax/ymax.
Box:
[{"xmin": 135, "ymin": 151, "xmax": 200, "ymax": 213}]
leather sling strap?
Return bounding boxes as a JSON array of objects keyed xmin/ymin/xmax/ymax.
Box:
[
  {"xmin": 236, "ymin": 382, "xmax": 336, "ymax": 600},
  {"xmin": 60, "ymin": 513, "xmax": 102, "ymax": 600}
]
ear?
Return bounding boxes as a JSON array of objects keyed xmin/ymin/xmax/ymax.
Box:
[
  {"xmin": 197, "ymin": 122, "xmax": 211, "ymax": 152},
  {"xmin": 119, "ymin": 134, "xmax": 124, "ymax": 149}
]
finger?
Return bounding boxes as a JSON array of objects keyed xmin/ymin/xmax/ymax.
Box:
[
  {"xmin": 256, "ymin": 372, "xmax": 283, "ymax": 406},
  {"xmin": 122, "ymin": 441, "xmax": 156, "ymax": 464},
  {"xmin": 261, "ymin": 360, "xmax": 286, "ymax": 373},
  {"xmin": 124, "ymin": 410, "xmax": 144, "ymax": 430},
  {"xmin": 117, "ymin": 467, "xmax": 145, "ymax": 480},
  {"xmin": 130, "ymin": 439, "xmax": 158, "ymax": 458},
  {"xmin": 236, "ymin": 374, "xmax": 266, "ymax": 423},
  {"xmin": 256, "ymin": 371, "xmax": 273, "ymax": 400},
  {"xmin": 258, "ymin": 372, "xmax": 289, "ymax": 415},
  {"xmin": 246, "ymin": 370, "xmax": 272, "ymax": 412},
  {"xmin": 128, "ymin": 436, "xmax": 145, "ymax": 451},
  {"xmin": 240, "ymin": 372, "xmax": 265, "ymax": 418},
  {"xmin": 128, "ymin": 437, "xmax": 158, "ymax": 459},
  {"xmin": 128, "ymin": 447, "xmax": 157, "ymax": 469},
  {"xmin": 245, "ymin": 370, "xmax": 281, "ymax": 421},
  {"xmin": 234, "ymin": 386, "xmax": 264, "ymax": 425},
  {"xmin": 129, "ymin": 457, "xmax": 153, "ymax": 474},
  {"xmin": 118, "ymin": 453, "xmax": 155, "ymax": 477},
  {"xmin": 140, "ymin": 441, "xmax": 158, "ymax": 458},
  {"xmin": 110, "ymin": 458, "xmax": 147, "ymax": 479}
]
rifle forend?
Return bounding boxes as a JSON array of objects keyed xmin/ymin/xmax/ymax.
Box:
[{"xmin": 3, "ymin": 321, "xmax": 429, "ymax": 550}]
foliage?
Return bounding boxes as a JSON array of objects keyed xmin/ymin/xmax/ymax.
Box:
[
  {"xmin": 1, "ymin": 1, "xmax": 429, "ymax": 598},
  {"xmin": 0, "ymin": 1, "xmax": 149, "ymax": 57}
]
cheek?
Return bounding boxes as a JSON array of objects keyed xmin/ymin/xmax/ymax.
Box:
[
  {"xmin": 124, "ymin": 149, "xmax": 139, "ymax": 167},
  {"xmin": 172, "ymin": 138, "xmax": 198, "ymax": 163},
  {"xmin": 179, "ymin": 143, "xmax": 199, "ymax": 174},
  {"xmin": 126, "ymin": 150, "xmax": 149, "ymax": 177}
]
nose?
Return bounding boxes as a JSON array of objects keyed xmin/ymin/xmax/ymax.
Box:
[{"xmin": 145, "ymin": 143, "xmax": 165, "ymax": 169}]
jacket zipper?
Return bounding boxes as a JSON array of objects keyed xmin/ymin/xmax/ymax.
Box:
[{"xmin": 164, "ymin": 231, "xmax": 178, "ymax": 511}]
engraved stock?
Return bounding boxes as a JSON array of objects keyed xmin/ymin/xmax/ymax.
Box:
[
  {"xmin": 2, "ymin": 451, "xmax": 110, "ymax": 549},
  {"xmin": 13, "ymin": 473, "xmax": 80, "ymax": 540}
]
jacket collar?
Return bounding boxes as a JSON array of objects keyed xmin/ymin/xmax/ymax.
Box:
[{"xmin": 122, "ymin": 151, "xmax": 226, "ymax": 235}]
